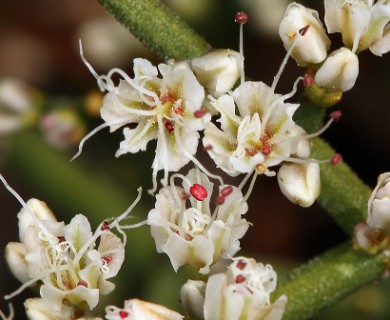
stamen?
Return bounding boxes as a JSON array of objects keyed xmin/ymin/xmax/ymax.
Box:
[
  {"xmin": 164, "ymin": 119, "xmax": 174, "ymax": 133},
  {"xmin": 203, "ymin": 144, "xmax": 213, "ymax": 151},
  {"xmin": 101, "ymin": 221, "xmax": 110, "ymax": 231},
  {"xmin": 190, "ymin": 184, "xmax": 208, "ymax": 201},
  {"xmin": 236, "ymin": 274, "xmax": 246, "ymax": 283},
  {"xmin": 79, "ymin": 39, "xmax": 100, "ymax": 84},
  {"xmin": 194, "ymin": 109, "xmax": 207, "ymax": 118},
  {"xmin": 330, "ymin": 110, "xmax": 342, "ymax": 122},
  {"xmin": 244, "ymin": 171, "xmax": 258, "ymax": 201},
  {"xmin": 0, "ymin": 173, "xmax": 52, "ymax": 238},
  {"xmin": 70, "ymin": 122, "xmax": 110, "ymax": 162},
  {"xmin": 271, "ymin": 25, "xmax": 309, "ymax": 92},
  {"xmin": 77, "ymin": 280, "xmax": 88, "ymax": 287},
  {"xmin": 215, "ymin": 195, "xmax": 225, "ymax": 205},
  {"xmin": 119, "ymin": 310, "xmax": 129, "ymax": 319},
  {"xmin": 331, "ymin": 153, "xmax": 342, "ymax": 166},
  {"xmin": 235, "ymin": 12, "xmax": 248, "ymax": 85},
  {"xmin": 0, "ymin": 303, "xmax": 13, "ymax": 320},
  {"xmin": 236, "ymin": 260, "xmax": 247, "ymax": 270},
  {"xmin": 220, "ymin": 186, "xmax": 233, "ymax": 197}
]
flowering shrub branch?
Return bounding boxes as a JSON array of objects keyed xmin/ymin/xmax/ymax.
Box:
[{"xmin": 2, "ymin": 0, "xmax": 390, "ymax": 319}]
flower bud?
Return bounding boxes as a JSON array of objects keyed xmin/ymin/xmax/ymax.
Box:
[
  {"xmin": 314, "ymin": 47, "xmax": 359, "ymax": 92},
  {"xmin": 180, "ymin": 280, "xmax": 206, "ymax": 319},
  {"xmin": 40, "ymin": 108, "xmax": 87, "ymax": 149},
  {"xmin": 105, "ymin": 299, "xmax": 184, "ymax": 320},
  {"xmin": 25, "ymin": 298, "xmax": 74, "ymax": 320},
  {"xmin": 277, "ymin": 162, "xmax": 320, "ymax": 207},
  {"xmin": 0, "ymin": 78, "xmax": 40, "ymax": 135},
  {"xmin": 5, "ymin": 242, "xmax": 29, "ymax": 283},
  {"xmin": 368, "ymin": 172, "xmax": 390, "ymax": 234},
  {"xmin": 191, "ymin": 49, "xmax": 241, "ymax": 97},
  {"xmin": 279, "ymin": 3, "xmax": 330, "ymax": 66}
]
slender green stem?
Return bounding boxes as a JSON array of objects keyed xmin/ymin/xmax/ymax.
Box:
[
  {"xmin": 272, "ymin": 242, "xmax": 386, "ymax": 320},
  {"xmin": 98, "ymin": 0, "xmax": 210, "ymax": 60}
]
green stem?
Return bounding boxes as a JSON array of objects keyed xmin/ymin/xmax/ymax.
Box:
[
  {"xmin": 97, "ymin": 0, "xmax": 210, "ymax": 60},
  {"xmin": 313, "ymin": 138, "xmax": 371, "ymax": 235},
  {"xmin": 272, "ymin": 242, "xmax": 386, "ymax": 320}
]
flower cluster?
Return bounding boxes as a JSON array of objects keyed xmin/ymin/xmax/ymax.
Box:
[
  {"xmin": 280, "ymin": 1, "xmax": 390, "ymax": 99},
  {"xmin": 180, "ymin": 257, "xmax": 287, "ymax": 320},
  {"xmin": 3, "ymin": 185, "xmax": 142, "ymax": 319},
  {"xmin": 148, "ymin": 168, "xmax": 250, "ymax": 273}
]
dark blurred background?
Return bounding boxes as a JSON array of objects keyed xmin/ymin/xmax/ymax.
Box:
[{"xmin": 1, "ymin": 0, "xmax": 390, "ymax": 319}]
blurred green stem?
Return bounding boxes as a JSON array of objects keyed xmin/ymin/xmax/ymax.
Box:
[
  {"xmin": 97, "ymin": 0, "xmax": 210, "ymax": 60},
  {"xmin": 272, "ymin": 242, "xmax": 386, "ymax": 320}
]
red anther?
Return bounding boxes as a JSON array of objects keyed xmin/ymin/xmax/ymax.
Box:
[
  {"xmin": 331, "ymin": 153, "xmax": 342, "ymax": 166},
  {"xmin": 57, "ymin": 236, "xmax": 66, "ymax": 243},
  {"xmin": 119, "ymin": 310, "xmax": 129, "ymax": 319},
  {"xmin": 235, "ymin": 12, "xmax": 248, "ymax": 24},
  {"xmin": 181, "ymin": 191, "xmax": 190, "ymax": 200},
  {"xmin": 299, "ymin": 25, "xmax": 310, "ymax": 36},
  {"xmin": 215, "ymin": 195, "xmax": 225, "ymax": 205},
  {"xmin": 303, "ymin": 74, "xmax": 315, "ymax": 87},
  {"xmin": 190, "ymin": 184, "xmax": 208, "ymax": 201},
  {"xmin": 103, "ymin": 256, "xmax": 113, "ymax": 264},
  {"xmin": 160, "ymin": 94, "xmax": 175, "ymax": 104},
  {"xmin": 235, "ymin": 274, "xmax": 246, "ymax": 283},
  {"xmin": 194, "ymin": 109, "xmax": 207, "ymax": 118},
  {"xmin": 221, "ymin": 186, "xmax": 233, "ymax": 197},
  {"xmin": 174, "ymin": 107, "xmax": 184, "ymax": 115},
  {"xmin": 165, "ymin": 120, "xmax": 174, "ymax": 133},
  {"xmin": 203, "ymin": 144, "xmax": 213, "ymax": 151},
  {"xmin": 77, "ymin": 280, "xmax": 88, "ymax": 287},
  {"xmin": 330, "ymin": 110, "xmax": 342, "ymax": 122},
  {"xmin": 101, "ymin": 221, "xmax": 110, "ymax": 231},
  {"xmin": 261, "ymin": 146, "xmax": 271, "ymax": 156},
  {"xmin": 236, "ymin": 260, "xmax": 247, "ymax": 270}
]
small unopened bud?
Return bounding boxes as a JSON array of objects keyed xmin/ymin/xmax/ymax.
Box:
[
  {"xmin": 368, "ymin": 173, "xmax": 390, "ymax": 235},
  {"xmin": 119, "ymin": 299, "xmax": 184, "ymax": 320},
  {"xmin": 180, "ymin": 280, "xmax": 206, "ymax": 319},
  {"xmin": 279, "ymin": 3, "xmax": 330, "ymax": 66},
  {"xmin": 191, "ymin": 49, "xmax": 241, "ymax": 97},
  {"xmin": 277, "ymin": 162, "xmax": 320, "ymax": 207},
  {"xmin": 25, "ymin": 298, "xmax": 74, "ymax": 320},
  {"xmin": 315, "ymin": 47, "xmax": 359, "ymax": 92},
  {"xmin": 40, "ymin": 108, "xmax": 86, "ymax": 149},
  {"xmin": 5, "ymin": 242, "xmax": 29, "ymax": 283}
]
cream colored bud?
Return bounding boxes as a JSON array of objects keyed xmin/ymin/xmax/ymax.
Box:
[
  {"xmin": 191, "ymin": 49, "xmax": 241, "ymax": 97},
  {"xmin": 180, "ymin": 280, "xmax": 205, "ymax": 319},
  {"xmin": 279, "ymin": 3, "xmax": 330, "ymax": 66},
  {"xmin": 18, "ymin": 198, "xmax": 57, "ymax": 242},
  {"xmin": 315, "ymin": 47, "xmax": 359, "ymax": 92},
  {"xmin": 5, "ymin": 242, "xmax": 29, "ymax": 283},
  {"xmin": 25, "ymin": 298, "xmax": 73, "ymax": 320},
  {"xmin": 121, "ymin": 299, "xmax": 184, "ymax": 320},
  {"xmin": 277, "ymin": 162, "xmax": 320, "ymax": 207},
  {"xmin": 368, "ymin": 173, "xmax": 390, "ymax": 234}
]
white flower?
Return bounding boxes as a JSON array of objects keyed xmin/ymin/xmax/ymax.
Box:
[
  {"xmin": 4, "ymin": 194, "xmax": 142, "ymax": 313},
  {"xmin": 0, "ymin": 78, "xmax": 39, "ymax": 135},
  {"xmin": 82, "ymin": 57, "xmax": 210, "ymax": 191},
  {"xmin": 324, "ymin": 0, "xmax": 390, "ymax": 54},
  {"xmin": 314, "ymin": 47, "xmax": 359, "ymax": 92},
  {"xmin": 279, "ymin": 2, "xmax": 331, "ymax": 66},
  {"xmin": 191, "ymin": 49, "xmax": 241, "ymax": 97},
  {"xmin": 203, "ymin": 81, "xmax": 307, "ymax": 177},
  {"xmin": 367, "ymin": 172, "xmax": 390, "ymax": 234},
  {"xmin": 105, "ymin": 299, "xmax": 183, "ymax": 320},
  {"xmin": 180, "ymin": 257, "xmax": 287, "ymax": 320},
  {"xmin": 277, "ymin": 162, "xmax": 321, "ymax": 207},
  {"xmin": 147, "ymin": 168, "xmax": 250, "ymax": 274}
]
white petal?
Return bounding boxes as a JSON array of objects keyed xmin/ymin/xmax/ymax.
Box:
[
  {"xmin": 65, "ymin": 214, "xmax": 92, "ymax": 252},
  {"xmin": 24, "ymin": 298, "xmax": 74, "ymax": 320},
  {"xmin": 5, "ymin": 242, "xmax": 29, "ymax": 283},
  {"xmin": 98, "ymin": 231, "xmax": 125, "ymax": 279},
  {"xmin": 180, "ymin": 280, "xmax": 206, "ymax": 319},
  {"xmin": 123, "ymin": 299, "xmax": 184, "ymax": 320},
  {"xmin": 277, "ymin": 162, "xmax": 321, "ymax": 207},
  {"xmin": 163, "ymin": 233, "xmax": 214, "ymax": 273}
]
